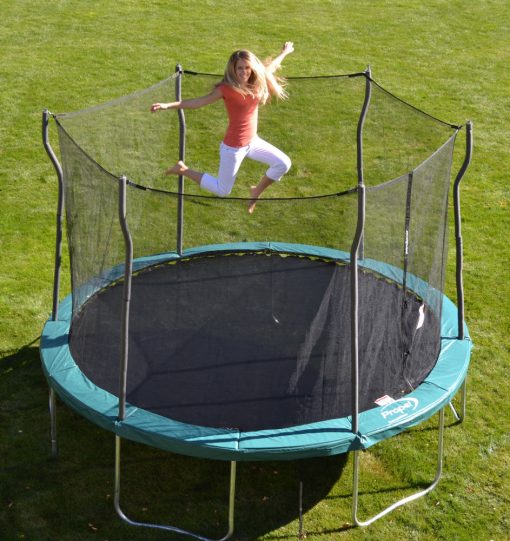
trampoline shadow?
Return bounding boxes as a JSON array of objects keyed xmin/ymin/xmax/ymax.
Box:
[
  {"xmin": 0, "ymin": 336, "xmax": 40, "ymax": 371},
  {"xmin": 235, "ymin": 454, "xmax": 349, "ymax": 540}
]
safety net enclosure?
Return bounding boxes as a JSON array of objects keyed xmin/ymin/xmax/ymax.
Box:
[{"xmin": 41, "ymin": 68, "xmax": 472, "ymax": 533}]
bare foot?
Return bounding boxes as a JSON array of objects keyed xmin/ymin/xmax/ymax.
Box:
[
  {"xmin": 165, "ymin": 160, "xmax": 187, "ymax": 176},
  {"xmin": 248, "ymin": 186, "xmax": 259, "ymax": 214}
]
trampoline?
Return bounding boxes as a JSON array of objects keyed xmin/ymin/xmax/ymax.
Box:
[{"xmin": 41, "ymin": 67, "xmax": 473, "ymax": 538}]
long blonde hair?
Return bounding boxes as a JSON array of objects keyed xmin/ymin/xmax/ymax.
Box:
[{"xmin": 221, "ymin": 50, "xmax": 287, "ymax": 104}]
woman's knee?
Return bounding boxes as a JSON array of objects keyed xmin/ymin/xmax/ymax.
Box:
[
  {"xmin": 200, "ymin": 173, "xmax": 235, "ymax": 196},
  {"xmin": 216, "ymin": 184, "xmax": 234, "ymax": 197},
  {"xmin": 268, "ymin": 154, "xmax": 291, "ymax": 180}
]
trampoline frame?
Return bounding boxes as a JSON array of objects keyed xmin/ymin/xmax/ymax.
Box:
[{"xmin": 41, "ymin": 66, "xmax": 473, "ymax": 538}]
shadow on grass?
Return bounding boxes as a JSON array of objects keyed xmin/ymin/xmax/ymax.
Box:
[
  {"xmin": 0, "ymin": 341, "xmax": 351, "ymax": 540},
  {"xmin": 0, "ymin": 336, "xmax": 41, "ymax": 373}
]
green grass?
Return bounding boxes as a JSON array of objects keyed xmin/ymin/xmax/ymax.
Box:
[{"xmin": 1, "ymin": 1, "xmax": 509, "ymax": 540}]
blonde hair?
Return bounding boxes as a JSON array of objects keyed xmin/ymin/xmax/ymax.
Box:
[{"xmin": 221, "ymin": 50, "xmax": 287, "ymax": 105}]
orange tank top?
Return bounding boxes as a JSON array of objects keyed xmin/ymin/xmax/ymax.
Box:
[{"xmin": 218, "ymin": 84, "xmax": 260, "ymax": 147}]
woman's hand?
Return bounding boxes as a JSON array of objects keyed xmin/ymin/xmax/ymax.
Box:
[
  {"xmin": 267, "ymin": 41, "xmax": 295, "ymax": 73},
  {"xmin": 282, "ymin": 41, "xmax": 294, "ymax": 55},
  {"xmin": 150, "ymin": 102, "xmax": 176, "ymax": 112},
  {"xmin": 151, "ymin": 89, "xmax": 222, "ymax": 112}
]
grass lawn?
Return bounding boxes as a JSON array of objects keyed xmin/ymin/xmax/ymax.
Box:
[{"xmin": 1, "ymin": 1, "xmax": 508, "ymax": 540}]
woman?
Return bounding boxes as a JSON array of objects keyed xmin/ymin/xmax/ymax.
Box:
[{"xmin": 150, "ymin": 41, "xmax": 294, "ymax": 213}]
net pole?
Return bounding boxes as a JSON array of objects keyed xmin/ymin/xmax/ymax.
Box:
[
  {"xmin": 42, "ymin": 110, "xmax": 64, "ymax": 322},
  {"xmin": 350, "ymin": 68, "xmax": 372, "ymax": 436},
  {"xmin": 453, "ymin": 121, "xmax": 473, "ymax": 340},
  {"xmin": 356, "ymin": 66, "xmax": 371, "ymax": 261},
  {"xmin": 451, "ymin": 121, "xmax": 472, "ymax": 423},
  {"xmin": 402, "ymin": 172, "xmax": 414, "ymax": 296},
  {"xmin": 42, "ymin": 110, "xmax": 64, "ymax": 457},
  {"xmin": 118, "ymin": 176, "xmax": 133, "ymax": 422},
  {"xmin": 400, "ymin": 171, "xmax": 414, "ymax": 362},
  {"xmin": 176, "ymin": 64, "xmax": 186, "ymax": 255}
]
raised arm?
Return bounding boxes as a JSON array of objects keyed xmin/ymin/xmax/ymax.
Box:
[
  {"xmin": 266, "ymin": 41, "xmax": 295, "ymax": 74},
  {"xmin": 151, "ymin": 86, "xmax": 223, "ymax": 112}
]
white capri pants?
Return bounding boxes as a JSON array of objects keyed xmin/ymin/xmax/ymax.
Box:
[{"xmin": 200, "ymin": 135, "xmax": 291, "ymax": 196}]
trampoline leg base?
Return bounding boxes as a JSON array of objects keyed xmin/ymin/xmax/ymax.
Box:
[
  {"xmin": 113, "ymin": 436, "xmax": 236, "ymax": 541},
  {"xmin": 351, "ymin": 407, "xmax": 445, "ymax": 527}
]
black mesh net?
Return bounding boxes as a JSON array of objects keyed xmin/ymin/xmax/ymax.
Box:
[{"xmin": 54, "ymin": 71, "xmax": 458, "ymax": 430}]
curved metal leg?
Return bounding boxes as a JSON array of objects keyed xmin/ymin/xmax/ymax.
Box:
[
  {"xmin": 448, "ymin": 377, "xmax": 468, "ymax": 423},
  {"xmin": 459, "ymin": 377, "xmax": 467, "ymax": 420},
  {"xmin": 352, "ymin": 408, "xmax": 445, "ymax": 526},
  {"xmin": 298, "ymin": 480, "xmax": 304, "ymax": 539},
  {"xmin": 114, "ymin": 436, "xmax": 236, "ymax": 540},
  {"xmin": 49, "ymin": 388, "xmax": 58, "ymax": 457},
  {"xmin": 455, "ymin": 377, "xmax": 467, "ymax": 422}
]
